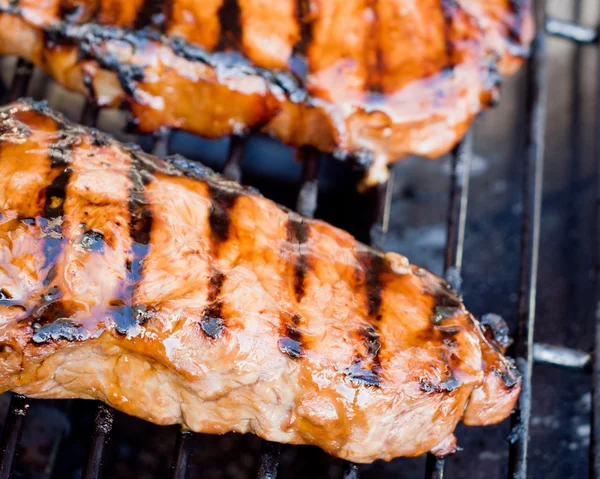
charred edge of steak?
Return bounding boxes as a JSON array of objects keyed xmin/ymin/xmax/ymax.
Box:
[
  {"xmin": 356, "ymin": 248, "xmax": 389, "ymax": 321},
  {"xmin": 0, "ymin": 7, "xmax": 309, "ymax": 107},
  {"xmin": 217, "ymin": 0, "xmax": 242, "ymax": 51},
  {"xmin": 278, "ymin": 314, "xmax": 304, "ymax": 359},
  {"xmin": 286, "ymin": 218, "xmax": 309, "ymax": 302},
  {"xmin": 492, "ymin": 364, "xmax": 520, "ymax": 389}
]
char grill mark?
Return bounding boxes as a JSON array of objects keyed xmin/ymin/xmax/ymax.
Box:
[
  {"xmin": 440, "ymin": 0, "xmax": 459, "ymax": 67},
  {"xmin": 286, "ymin": 217, "xmax": 309, "ymax": 302},
  {"xmin": 43, "ymin": 23, "xmax": 146, "ymax": 97},
  {"xmin": 291, "ymin": 0, "xmax": 312, "ymax": 75},
  {"xmin": 200, "ymin": 268, "xmax": 226, "ymax": 339},
  {"xmin": 207, "ymin": 184, "xmax": 239, "ymax": 251},
  {"xmin": 114, "ymin": 151, "xmax": 155, "ymax": 335},
  {"xmin": 217, "ymin": 0, "xmax": 242, "ymax": 50},
  {"xmin": 42, "ymin": 132, "xmax": 74, "ymax": 273},
  {"xmin": 365, "ymin": 0, "xmax": 382, "ymax": 93},
  {"xmin": 345, "ymin": 323, "xmax": 382, "ymax": 387},
  {"xmin": 134, "ymin": 0, "xmax": 167, "ymax": 31},
  {"xmin": 356, "ymin": 250, "xmax": 388, "ymax": 320},
  {"xmin": 278, "ymin": 313, "xmax": 303, "ymax": 358}
]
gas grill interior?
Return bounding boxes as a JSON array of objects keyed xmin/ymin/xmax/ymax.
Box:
[{"xmin": 1, "ymin": 1, "xmax": 599, "ymax": 478}]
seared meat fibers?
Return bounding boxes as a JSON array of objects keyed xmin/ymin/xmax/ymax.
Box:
[
  {"xmin": 0, "ymin": 0, "xmax": 533, "ymax": 184},
  {"xmin": 0, "ymin": 101, "xmax": 520, "ymax": 462}
]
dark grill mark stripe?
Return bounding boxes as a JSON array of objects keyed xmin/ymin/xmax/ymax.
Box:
[
  {"xmin": 217, "ymin": 0, "xmax": 242, "ymax": 51},
  {"xmin": 356, "ymin": 250, "xmax": 388, "ymax": 320},
  {"xmin": 365, "ymin": 0, "xmax": 382, "ymax": 94},
  {"xmin": 114, "ymin": 153, "xmax": 155, "ymax": 334},
  {"xmin": 346, "ymin": 324, "xmax": 382, "ymax": 387},
  {"xmin": 200, "ymin": 268, "xmax": 226, "ymax": 339},
  {"xmin": 42, "ymin": 134, "xmax": 75, "ymax": 274},
  {"xmin": 290, "ymin": 0, "xmax": 312, "ymax": 78},
  {"xmin": 278, "ymin": 313, "xmax": 303, "ymax": 358},
  {"xmin": 286, "ymin": 217, "xmax": 309, "ymax": 302},
  {"xmin": 134, "ymin": 0, "xmax": 168, "ymax": 31},
  {"xmin": 440, "ymin": 0, "xmax": 459, "ymax": 68},
  {"xmin": 207, "ymin": 184, "xmax": 239, "ymax": 251}
]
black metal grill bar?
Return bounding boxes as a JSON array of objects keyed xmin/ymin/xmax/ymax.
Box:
[
  {"xmin": 423, "ymin": 129, "xmax": 474, "ymax": 479},
  {"xmin": 170, "ymin": 429, "xmax": 194, "ymax": 479},
  {"xmin": 82, "ymin": 405, "xmax": 114, "ymax": 479},
  {"xmin": 546, "ymin": 17, "xmax": 598, "ymax": 44},
  {"xmin": 223, "ymin": 134, "xmax": 246, "ymax": 182},
  {"xmin": 296, "ymin": 146, "xmax": 321, "ymax": 217},
  {"xmin": 508, "ymin": 0, "xmax": 548, "ymax": 477},
  {"xmin": 0, "ymin": 395, "xmax": 29, "ymax": 479},
  {"xmin": 590, "ymin": 3, "xmax": 600, "ymax": 476},
  {"xmin": 533, "ymin": 343, "xmax": 591, "ymax": 369},
  {"xmin": 342, "ymin": 462, "xmax": 360, "ymax": 479},
  {"xmin": 7, "ymin": 58, "xmax": 33, "ymax": 102}
]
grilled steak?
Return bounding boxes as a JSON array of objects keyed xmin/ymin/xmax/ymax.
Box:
[
  {"xmin": 0, "ymin": 0, "xmax": 533, "ymax": 184},
  {"xmin": 0, "ymin": 100, "xmax": 520, "ymax": 463}
]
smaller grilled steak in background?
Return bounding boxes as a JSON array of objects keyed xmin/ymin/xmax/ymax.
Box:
[{"xmin": 0, "ymin": 0, "xmax": 533, "ymax": 184}]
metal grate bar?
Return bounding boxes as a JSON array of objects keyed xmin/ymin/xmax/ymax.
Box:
[
  {"xmin": 0, "ymin": 395, "xmax": 30, "ymax": 479},
  {"xmin": 423, "ymin": 130, "xmax": 474, "ymax": 479},
  {"xmin": 80, "ymin": 99, "xmax": 100, "ymax": 129},
  {"xmin": 532, "ymin": 343, "xmax": 591, "ymax": 369},
  {"xmin": 508, "ymin": 0, "xmax": 549, "ymax": 477},
  {"xmin": 7, "ymin": 58, "xmax": 33, "ymax": 102},
  {"xmin": 590, "ymin": 4, "xmax": 600, "ymax": 477},
  {"xmin": 369, "ymin": 169, "xmax": 395, "ymax": 250},
  {"xmin": 342, "ymin": 462, "xmax": 360, "ymax": 479},
  {"xmin": 295, "ymin": 146, "xmax": 321, "ymax": 217},
  {"xmin": 546, "ymin": 17, "xmax": 598, "ymax": 44},
  {"xmin": 256, "ymin": 441, "xmax": 281, "ymax": 479},
  {"xmin": 82, "ymin": 406, "xmax": 114, "ymax": 479},
  {"xmin": 223, "ymin": 135, "xmax": 246, "ymax": 182},
  {"xmin": 170, "ymin": 430, "xmax": 194, "ymax": 479}
]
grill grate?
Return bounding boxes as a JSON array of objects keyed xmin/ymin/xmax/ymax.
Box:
[{"xmin": 0, "ymin": 0, "xmax": 599, "ymax": 477}]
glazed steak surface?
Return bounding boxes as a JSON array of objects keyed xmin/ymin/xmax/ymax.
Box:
[
  {"xmin": 0, "ymin": 101, "xmax": 520, "ymax": 463},
  {"xmin": 0, "ymin": 0, "xmax": 533, "ymax": 184}
]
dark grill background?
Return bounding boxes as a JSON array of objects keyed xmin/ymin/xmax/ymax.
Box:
[{"xmin": 1, "ymin": 0, "xmax": 599, "ymax": 478}]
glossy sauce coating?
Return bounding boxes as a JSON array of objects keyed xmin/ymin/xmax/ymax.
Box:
[
  {"xmin": 0, "ymin": 0, "xmax": 533, "ymax": 184},
  {"xmin": 0, "ymin": 101, "xmax": 520, "ymax": 462}
]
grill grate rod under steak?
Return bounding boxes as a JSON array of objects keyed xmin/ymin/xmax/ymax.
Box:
[
  {"xmin": 590, "ymin": 2, "xmax": 600, "ymax": 476},
  {"xmin": 7, "ymin": 59, "xmax": 33, "ymax": 103},
  {"xmin": 546, "ymin": 17, "xmax": 598, "ymax": 44},
  {"xmin": 0, "ymin": 395, "xmax": 29, "ymax": 479},
  {"xmin": 508, "ymin": 0, "xmax": 549, "ymax": 477},
  {"xmin": 424, "ymin": 129, "xmax": 474, "ymax": 479}
]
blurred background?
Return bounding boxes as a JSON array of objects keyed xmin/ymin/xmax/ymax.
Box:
[{"xmin": 1, "ymin": 0, "xmax": 599, "ymax": 477}]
